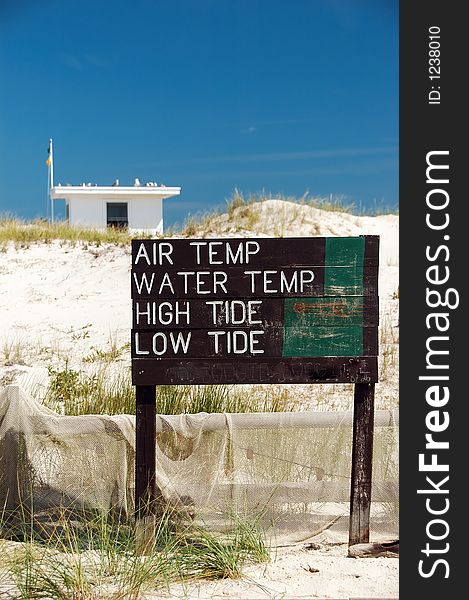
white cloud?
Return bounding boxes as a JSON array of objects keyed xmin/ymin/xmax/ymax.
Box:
[{"xmin": 241, "ymin": 126, "xmax": 257, "ymax": 134}]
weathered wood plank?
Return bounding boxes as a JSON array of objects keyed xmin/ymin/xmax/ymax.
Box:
[
  {"xmin": 132, "ymin": 297, "xmax": 380, "ymax": 329},
  {"xmin": 132, "ymin": 356, "xmax": 378, "ymax": 385},
  {"xmin": 348, "ymin": 540, "xmax": 399, "ymax": 558},
  {"xmin": 364, "ymin": 234, "xmax": 380, "ymax": 264},
  {"xmin": 132, "ymin": 326, "xmax": 378, "ymax": 359},
  {"xmin": 135, "ymin": 385, "xmax": 157, "ymax": 519},
  {"xmin": 363, "ymin": 326, "xmax": 379, "ymax": 359},
  {"xmin": 349, "ymin": 383, "xmax": 375, "ymax": 546},
  {"xmin": 131, "ymin": 266, "xmax": 378, "ymax": 299},
  {"xmin": 131, "ymin": 236, "xmax": 379, "ymax": 270}
]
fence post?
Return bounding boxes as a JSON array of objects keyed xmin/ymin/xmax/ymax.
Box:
[
  {"xmin": 135, "ymin": 384, "xmax": 157, "ymax": 554},
  {"xmin": 349, "ymin": 382, "xmax": 375, "ymax": 546}
]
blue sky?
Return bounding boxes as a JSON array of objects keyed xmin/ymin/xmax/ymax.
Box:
[{"xmin": 0, "ymin": 0, "xmax": 398, "ymax": 227}]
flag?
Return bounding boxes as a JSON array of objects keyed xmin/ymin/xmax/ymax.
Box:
[{"xmin": 46, "ymin": 142, "xmax": 51, "ymax": 167}]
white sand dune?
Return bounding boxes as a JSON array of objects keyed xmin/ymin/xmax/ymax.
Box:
[{"xmin": 0, "ymin": 200, "xmax": 399, "ymax": 598}]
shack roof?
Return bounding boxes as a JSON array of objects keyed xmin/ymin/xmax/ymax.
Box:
[{"xmin": 50, "ymin": 185, "xmax": 181, "ymax": 200}]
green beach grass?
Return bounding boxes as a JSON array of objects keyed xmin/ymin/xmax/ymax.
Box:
[{"xmin": 1, "ymin": 191, "xmax": 398, "ymax": 247}]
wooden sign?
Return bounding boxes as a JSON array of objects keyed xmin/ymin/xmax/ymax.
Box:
[
  {"xmin": 131, "ymin": 235, "xmax": 380, "ymax": 552},
  {"xmin": 131, "ymin": 236, "xmax": 379, "ymax": 385}
]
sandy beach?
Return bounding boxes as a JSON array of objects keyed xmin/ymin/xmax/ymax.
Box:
[{"xmin": 0, "ymin": 201, "xmax": 399, "ymax": 599}]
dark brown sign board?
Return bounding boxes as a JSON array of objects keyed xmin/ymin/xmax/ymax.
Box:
[
  {"xmin": 131, "ymin": 236, "xmax": 379, "ymax": 550},
  {"xmin": 131, "ymin": 236, "xmax": 379, "ymax": 385}
]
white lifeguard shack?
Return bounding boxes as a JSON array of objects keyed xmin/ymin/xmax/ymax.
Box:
[
  {"xmin": 50, "ymin": 183, "xmax": 181, "ymax": 235},
  {"xmin": 47, "ymin": 140, "xmax": 181, "ymax": 235}
]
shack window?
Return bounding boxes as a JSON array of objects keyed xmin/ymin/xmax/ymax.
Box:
[{"xmin": 107, "ymin": 202, "xmax": 128, "ymax": 228}]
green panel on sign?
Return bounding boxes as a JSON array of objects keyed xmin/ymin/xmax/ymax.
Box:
[
  {"xmin": 325, "ymin": 237, "xmax": 366, "ymax": 266},
  {"xmin": 282, "ymin": 325, "xmax": 363, "ymax": 357},
  {"xmin": 324, "ymin": 237, "xmax": 365, "ymax": 296},
  {"xmin": 284, "ymin": 297, "xmax": 364, "ymax": 328}
]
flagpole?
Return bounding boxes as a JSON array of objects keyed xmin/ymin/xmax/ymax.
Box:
[
  {"xmin": 46, "ymin": 161, "xmax": 50, "ymax": 222},
  {"xmin": 49, "ymin": 138, "xmax": 54, "ymax": 224}
]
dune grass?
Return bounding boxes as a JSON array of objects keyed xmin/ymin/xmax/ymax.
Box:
[
  {"xmin": 2, "ymin": 338, "xmax": 27, "ymax": 367},
  {"xmin": 0, "ymin": 218, "xmax": 153, "ymax": 248},
  {"xmin": 0, "ymin": 504, "xmax": 269, "ymax": 599},
  {"xmin": 222, "ymin": 189, "xmax": 399, "ymax": 218},
  {"xmin": 1, "ymin": 190, "xmax": 398, "ymax": 247},
  {"xmin": 44, "ymin": 363, "xmax": 296, "ymax": 416},
  {"xmin": 174, "ymin": 190, "xmax": 398, "ymax": 238}
]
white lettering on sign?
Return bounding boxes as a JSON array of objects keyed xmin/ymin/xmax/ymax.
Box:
[
  {"xmin": 207, "ymin": 330, "xmax": 265, "ymax": 354},
  {"xmin": 134, "ymin": 331, "xmax": 192, "ymax": 356},
  {"xmin": 244, "ymin": 270, "xmax": 315, "ymax": 293},
  {"xmin": 133, "ymin": 271, "xmax": 229, "ymax": 296},
  {"xmin": 213, "ymin": 272, "xmax": 228, "ymax": 293},
  {"xmin": 133, "ymin": 269, "xmax": 315, "ymax": 296},
  {"xmin": 189, "ymin": 241, "xmax": 260, "ymax": 265},
  {"xmin": 169, "ymin": 331, "xmax": 191, "ymax": 354},
  {"xmin": 135, "ymin": 301, "xmax": 191, "ymax": 326},
  {"xmin": 159, "ymin": 273, "xmax": 175, "ymax": 294},
  {"xmin": 176, "ymin": 271, "xmax": 228, "ymax": 294},
  {"xmin": 133, "ymin": 272, "xmax": 155, "ymax": 295},
  {"xmin": 134, "ymin": 242, "xmax": 174, "ymax": 265},
  {"xmin": 152, "ymin": 332, "xmax": 167, "ymax": 355},
  {"xmin": 205, "ymin": 300, "xmax": 263, "ymax": 325},
  {"xmin": 226, "ymin": 243, "xmax": 243, "ymax": 264},
  {"xmin": 134, "ymin": 332, "xmax": 149, "ymax": 355}
]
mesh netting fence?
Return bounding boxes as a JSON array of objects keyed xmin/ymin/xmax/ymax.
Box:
[{"xmin": 0, "ymin": 385, "xmax": 398, "ymax": 545}]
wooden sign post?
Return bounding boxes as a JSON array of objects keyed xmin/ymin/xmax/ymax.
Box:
[{"xmin": 131, "ymin": 236, "xmax": 379, "ymax": 549}]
